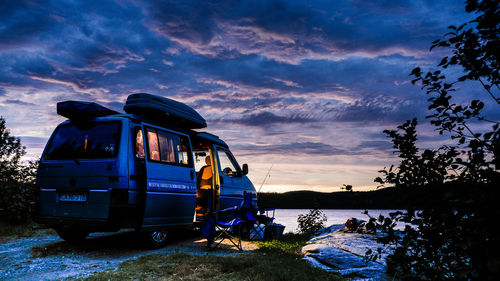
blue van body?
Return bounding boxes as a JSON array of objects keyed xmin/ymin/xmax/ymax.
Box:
[{"xmin": 34, "ymin": 98, "xmax": 256, "ymax": 242}]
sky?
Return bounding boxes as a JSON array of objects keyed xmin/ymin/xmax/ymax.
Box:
[{"xmin": 0, "ymin": 0, "xmax": 495, "ymax": 193}]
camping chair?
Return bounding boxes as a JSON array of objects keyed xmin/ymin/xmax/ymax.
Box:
[
  {"xmin": 239, "ymin": 191, "xmax": 259, "ymax": 237},
  {"xmin": 202, "ymin": 190, "xmax": 243, "ymax": 251},
  {"xmin": 208, "ymin": 192, "xmax": 261, "ymax": 249},
  {"xmin": 240, "ymin": 192, "xmax": 276, "ymax": 240},
  {"xmin": 204, "ymin": 206, "xmax": 243, "ymax": 251},
  {"xmin": 203, "ymin": 192, "xmax": 258, "ymax": 250}
]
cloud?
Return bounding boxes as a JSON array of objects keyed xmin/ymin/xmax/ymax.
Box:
[
  {"xmin": 2, "ymin": 99, "xmax": 37, "ymax": 106},
  {"xmin": 19, "ymin": 136, "xmax": 48, "ymax": 149},
  {"xmin": 29, "ymin": 76, "xmax": 110, "ymax": 95},
  {"xmin": 0, "ymin": 0, "xmax": 475, "ymax": 191},
  {"xmin": 0, "ymin": 2, "xmax": 59, "ymax": 50},
  {"xmin": 235, "ymin": 141, "xmax": 355, "ymax": 156},
  {"xmin": 271, "ymin": 77, "xmax": 301, "ymax": 88},
  {"xmin": 145, "ymin": 0, "xmax": 470, "ymax": 64},
  {"xmin": 0, "ymin": 0, "xmax": 447, "ymax": 125},
  {"xmin": 219, "ymin": 111, "xmax": 315, "ymax": 126},
  {"xmin": 356, "ymin": 140, "xmax": 393, "ymax": 153}
]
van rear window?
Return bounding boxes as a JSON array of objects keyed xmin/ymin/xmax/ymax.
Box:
[{"xmin": 44, "ymin": 122, "xmax": 121, "ymax": 160}]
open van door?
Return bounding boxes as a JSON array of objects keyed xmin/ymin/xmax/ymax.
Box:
[
  {"xmin": 215, "ymin": 146, "xmax": 247, "ymax": 210},
  {"xmin": 141, "ymin": 126, "xmax": 197, "ymax": 227}
]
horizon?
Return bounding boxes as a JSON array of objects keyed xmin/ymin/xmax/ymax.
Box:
[
  {"xmin": 1, "ymin": 1, "xmax": 497, "ymax": 192},
  {"xmin": 258, "ymin": 186, "xmax": 392, "ymax": 194}
]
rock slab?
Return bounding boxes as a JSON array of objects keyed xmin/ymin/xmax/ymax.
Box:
[{"xmin": 302, "ymin": 225, "xmax": 394, "ymax": 280}]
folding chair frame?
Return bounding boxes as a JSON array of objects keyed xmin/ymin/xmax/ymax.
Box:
[
  {"xmin": 212, "ymin": 221, "xmax": 243, "ymax": 251},
  {"xmin": 204, "ymin": 192, "xmax": 277, "ymax": 250},
  {"xmin": 207, "ymin": 207, "xmax": 244, "ymax": 251}
]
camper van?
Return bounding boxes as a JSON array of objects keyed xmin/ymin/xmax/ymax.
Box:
[{"xmin": 33, "ymin": 93, "xmax": 256, "ymax": 247}]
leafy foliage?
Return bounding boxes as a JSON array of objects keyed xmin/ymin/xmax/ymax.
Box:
[
  {"xmin": 410, "ymin": 0, "xmax": 499, "ymax": 176},
  {"xmin": 0, "ymin": 116, "xmax": 25, "ymax": 176},
  {"xmin": 375, "ymin": 119, "xmax": 456, "ymax": 188},
  {"xmin": 0, "ymin": 116, "xmax": 38, "ymax": 224},
  {"xmin": 369, "ymin": 183, "xmax": 500, "ymax": 280},
  {"xmin": 297, "ymin": 209, "xmax": 327, "ymax": 235},
  {"xmin": 371, "ymin": 1, "xmax": 500, "ymax": 280}
]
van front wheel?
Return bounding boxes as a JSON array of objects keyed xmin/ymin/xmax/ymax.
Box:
[
  {"xmin": 56, "ymin": 228, "xmax": 89, "ymax": 244},
  {"xmin": 143, "ymin": 230, "xmax": 168, "ymax": 248}
]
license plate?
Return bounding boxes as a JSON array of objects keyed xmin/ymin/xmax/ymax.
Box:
[{"xmin": 59, "ymin": 192, "xmax": 87, "ymax": 202}]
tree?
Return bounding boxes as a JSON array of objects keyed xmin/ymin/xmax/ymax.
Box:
[
  {"xmin": 410, "ymin": 0, "xmax": 499, "ymax": 180},
  {"xmin": 0, "ymin": 116, "xmax": 25, "ymax": 178},
  {"xmin": 0, "ymin": 116, "xmax": 37, "ymax": 224},
  {"xmin": 375, "ymin": 119, "xmax": 456, "ymax": 188},
  {"xmin": 370, "ymin": 1, "xmax": 500, "ymax": 280},
  {"xmin": 341, "ymin": 184, "xmax": 353, "ymax": 192}
]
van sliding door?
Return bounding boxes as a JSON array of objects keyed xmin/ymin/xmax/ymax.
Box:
[{"xmin": 141, "ymin": 126, "xmax": 196, "ymax": 227}]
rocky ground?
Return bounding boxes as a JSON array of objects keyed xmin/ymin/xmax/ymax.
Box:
[
  {"xmin": 302, "ymin": 225, "xmax": 394, "ymax": 281},
  {"xmin": 0, "ymin": 230, "xmax": 256, "ymax": 280}
]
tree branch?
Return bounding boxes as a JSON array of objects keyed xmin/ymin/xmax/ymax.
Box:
[
  {"xmin": 479, "ymin": 78, "xmax": 500, "ymax": 104},
  {"xmin": 477, "ymin": 117, "xmax": 500, "ymax": 124}
]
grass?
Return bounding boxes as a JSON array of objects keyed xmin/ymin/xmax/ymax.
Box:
[
  {"xmin": 83, "ymin": 233, "xmax": 344, "ymax": 281},
  {"xmin": 0, "ymin": 219, "xmax": 56, "ymax": 243},
  {"xmin": 255, "ymin": 232, "xmax": 310, "ymax": 255}
]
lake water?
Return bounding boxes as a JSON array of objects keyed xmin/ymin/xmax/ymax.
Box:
[{"xmin": 271, "ymin": 209, "xmax": 401, "ymax": 233}]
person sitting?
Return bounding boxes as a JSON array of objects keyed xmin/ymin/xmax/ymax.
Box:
[
  {"xmin": 198, "ymin": 155, "xmax": 212, "ymax": 190},
  {"xmin": 196, "ymin": 156, "xmax": 212, "ymax": 215}
]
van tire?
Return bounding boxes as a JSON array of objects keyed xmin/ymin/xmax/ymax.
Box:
[
  {"xmin": 143, "ymin": 230, "xmax": 169, "ymax": 248},
  {"xmin": 56, "ymin": 228, "xmax": 89, "ymax": 244}
]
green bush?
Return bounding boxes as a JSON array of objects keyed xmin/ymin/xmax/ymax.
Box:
[{"xmin": 297, "ymin": 209, "xmax": 327, "ymax": 235}]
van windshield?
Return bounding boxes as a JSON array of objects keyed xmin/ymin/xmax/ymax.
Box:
[{"xmin": 44, "ymin": 122, "xmax": 121, "ymax": 160}]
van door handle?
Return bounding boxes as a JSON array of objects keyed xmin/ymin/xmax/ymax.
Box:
[{"xmin": 190, "ymin": 170, "xmax": 194, "ymax": 181}]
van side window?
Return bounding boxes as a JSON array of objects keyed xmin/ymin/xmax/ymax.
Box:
[
  {"xmin": 135, "ymin": 128, "xmax": 145, "ymax": 159},
  {"xmin": 158, "ymin": 131, "xmax": 176, "ymax": 163},
  {"xmin": 217, "ymin": 149, "xmax": 238, "ymax": 176},
  {"xmin": 177, "ymin": 136, "xmax": 190, "ymax": 165},
  {"xmin": 146, "ymin": 127, "xmax": 192, "ymax": 167},
  {"xmin": 147, "ymin": 130, "xmax": 160, "ymax": 161}
]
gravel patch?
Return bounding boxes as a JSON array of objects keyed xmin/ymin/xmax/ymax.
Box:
[{"xmin": 0, "ymin": 230, "xmax": 255, "ymax": 280}]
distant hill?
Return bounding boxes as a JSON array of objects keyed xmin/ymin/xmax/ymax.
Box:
[{"xmin": 257, "ymin": 185, "xmax": 439, "ymax": 209}]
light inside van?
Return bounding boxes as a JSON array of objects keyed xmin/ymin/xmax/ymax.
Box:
[{"xmin": 135, "ymin": 129, "xmax": 145, "ymax": 158}]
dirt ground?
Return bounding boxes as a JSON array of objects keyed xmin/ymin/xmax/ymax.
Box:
[{"xmin": 0, "ymin": 230, "xmax": 257, "ymax": 280}]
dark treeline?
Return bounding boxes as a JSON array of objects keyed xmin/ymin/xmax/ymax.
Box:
[
  {"xmin": 257, "ymin": 182, "xmax": 498, "ymax": 210},
  {"xmin": 257, "ymin": 187, "xmax": 418, "ymax": 209},
  {"xmin": 258, "ymin": 188, "xmax": 413, "ymax": 209}
]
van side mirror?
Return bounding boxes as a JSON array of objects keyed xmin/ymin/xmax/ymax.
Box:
[{"xmin": 242, "ymin": 164, "xmax": 248, "ymax": 175}]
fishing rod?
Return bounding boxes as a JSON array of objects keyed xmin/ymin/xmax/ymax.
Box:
[{"xmin": 257, "ymin": 163, "xmax": 273, "ymax": 193}]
